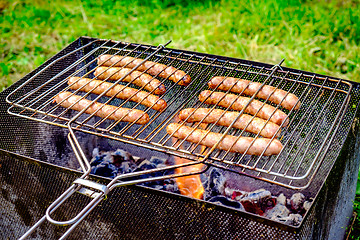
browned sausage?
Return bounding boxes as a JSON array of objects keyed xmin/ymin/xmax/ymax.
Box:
[
  {"xmin": 208, "ymin": 76, "xmax": 300, "ymax": 110},
  {"xmin": 199, "ymin": 90, "xmax": 289, "ymax": 126},
  {"xmin": 54, "ymin": 92, "xmax": 149, "ymax": 124},
  {"xmin": 179, "ymin": 108, "xmax": 280, "ymax": 138},
  {"xmin": 166, "ymin": 123, "xmax": 283, "ymax": 156},
  {"xmin": 68, "ymin": 77, "xmax": 167, "ymax": 112},
  {"xmin": 97, "ymin": 54, "xmax": 191, "ymax": 86},
  {"xmin": 94, "ymin": 66, "xmax": 166, "ymax": 95}
]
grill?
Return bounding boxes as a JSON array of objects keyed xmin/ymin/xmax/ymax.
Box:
[{"xmin": 2, "ymin": 36, "xmax": 360, "ymax": 239}]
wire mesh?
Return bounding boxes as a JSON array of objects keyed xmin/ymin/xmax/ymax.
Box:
[{"xmin": 6, "ymin": 37, "xmax": 354, "ymax": 189}]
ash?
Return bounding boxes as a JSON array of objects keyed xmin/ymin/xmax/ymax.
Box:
[{"xmin": 90, "ymin": 148, "xmax": 311, "ymax": 226}]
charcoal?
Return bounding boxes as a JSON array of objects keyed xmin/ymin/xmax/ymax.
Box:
[
  {"xmin": 165, "ymin": 158, "xmax": 176, "ymax": 166},
  {"xmin": 203, "ymin": 168, "xmax": 226, "ymax": 200},
  {"xmin": 90, "ymin": 149, "xmax": 139, "ymax": 178},
  {"xmin": 136, "ymin": 160, "xmax": 157, "ymax": 171},
  {"xmin": 283, "ymin": 214, "xmax": 303, "ymax": 226},
  {"xmin": 112, "ymin": 149, "xmax": 134, "ymax": 163},
  {"xmin": 263, "ymin": 197, "xmax": 276, "ymax": 210},
  {"xmin": 241, "ymin": 189, "xmax": 272, "ymax": 202},
  {"xmin": 88, "ymin": 148, "xmax": 309, "ymax": 227},
  {"xmin": 163, "ymin": 168, "xmax": 175, "ymax": 176},
  {"xmin": 92, "ymin": 147, "xmax": 100, "ymax": 157},
  {"xmin": 147, "ymin": 184, "xmax": 163, "ymax": 190},
  {"xmin": 289, "ymin": 193, "xmax": 305, "ymax": 212},
  {"xmin": 208, "ymin": 196, "xmax": 245, "ymax": 211},
  {"xmin": 90, "ymin": 154, "xmax": 106, "ymax": 167},
  {"xmin": 149, "ymin": 156, "xmax": 167, "ymax": 165},
  {"xmin": 240, "ymin": 189, "xmax": 272, "ymax": 215},
  {"xmin": 91, "ymin": 162, "xmax": 117, "ymax": 178},
  {"xmin": 303, "ymin": 201, "xmax": 312, "ymax": 212},
  {"xmin": 223, "ymin": 187, "xmax": 246, "ymax": 201},
  {"xmin": 265, "ymin": 202, "xmax": 290, "ymax": 221},
  {"xmin": 117, "ymin": 162, "xmax": 133, "ymax": 174},
  {"xmin": 163, "ymin": 181, "xmax": 179, "ymax": 193},
  {"xmin": 276, "ymin": 193, "xmax": 287, "ymax": 205},
  {"xmin": 134, "ymin": 160, "xmax": 167, "ymax": 187}
]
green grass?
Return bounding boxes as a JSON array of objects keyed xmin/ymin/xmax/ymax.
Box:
[
  {"xmin": 1, "ymin": 0, "xmax": 360, "ymax": 238},
  {"xmin": 1, "ymin": 0, "xmax": 360, "ymax": 91},
  {"xmin": 352, "ymin": 190, "xmax": 360, "ymax": 240}
]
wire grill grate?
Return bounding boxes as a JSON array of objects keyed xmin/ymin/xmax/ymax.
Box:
[{"xmin": 6, "ymin": 38, "xmax": 353, "ymax": 189}]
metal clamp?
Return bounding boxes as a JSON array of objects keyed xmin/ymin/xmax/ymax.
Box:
[{"xmin": 74, "ymin": 178, "xmax": 110, "ymax": 198}]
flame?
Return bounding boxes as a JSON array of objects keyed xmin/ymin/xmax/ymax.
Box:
[
  {"xmin": 174, "ymin": 155, "xmax": 205, "ymax": 199},
  {"xmin": 172, "ymin": 123, "xmax": 206, "ymax": 200}
]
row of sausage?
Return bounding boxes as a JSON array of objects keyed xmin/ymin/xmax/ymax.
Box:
[{"xmin": 54, "ymin": 54, "xmax": 300, "ymax": 156}]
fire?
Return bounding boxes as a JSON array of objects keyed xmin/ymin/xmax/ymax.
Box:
[
  {"xmin": 172, "ymin": 123, "xmax": 206, "ymax": 200},
  {"xmin": 173, "ymin": 155, "xmax": 205, "ymax": 199}
]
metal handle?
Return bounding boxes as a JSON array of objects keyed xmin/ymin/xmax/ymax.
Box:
[
  {"xmin": 45, "ymin": 178, "xmax": 109, "ymax": 226},
  {"xmin": 19, "ymin": 178, "xmax": 108, "ymax": 239}
]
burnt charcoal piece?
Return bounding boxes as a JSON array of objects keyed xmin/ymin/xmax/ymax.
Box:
[
  {"xmin": 91, "ymin": 162, "xmax": 118, "ymax": 178},
  {"xmin": 118, "ymin": 161, "xmax": 133, "ymax": 174},
  {"xmin": 265, "ymin": 194, "xmax": 290, "ymax": 221},
  {"xmin": 208, "ymin": 196, "xmax": 245, "ymax": 211},
  {"xmin": 149, "ymin": 156, "xmax": 167, "ymax": 165},
  {"xmin": 262, "ymin": 197, "xmax": 276, "ymax": 210},
  {"xmin": 303, "ymin": 200, "xmax": 312, "ymax": 212},
  {"xmin": 111, "ymin": 149, "xmax": 138, "ymax": 171},
  {"xmin": 89, "ymin": 149, "xmax": 180, "ymax": 194},
  {"xmin": 134, "ymin": 159, "xmax": 173, "ymax": 189},
  {"xmin": 141, "ymin": 176, "xmax": 179, "ymax": 194},
  {"xmin": 289, "ymin": 193, "xmax": 305, "ymax": 212},
  {"xmin": 240, "ymin": 189, "xmax": 272, "ymax": 215},
  {"xmin": 90, "ymin": 149, "xmax": 140, "ymax": 178},
  {"xmin": 283, "ymin": 213, "xmax": 303, "ymax": 226},
  {"xmin": 134, "ymin": 160, "xmax": 163, "ymax": 180},
  {"xmin": 276, "ymin": 193, "xmax": 287, "ymax": 205},
  {"xmin": 223, "ymin": 187, "xmax": 246, "ymax": 201},
  {"xmin": 165, "ymin": 157, "xmax": 176, "ymax": 166},
  {"xmin": 163, "ymin": 179, "xmax": 179, "ymax": 193},
  {"xmin": 90, "ymin": 154, "xmax": 106, "ymax": 167},
  {"xmin": 203, "ymin": 168, "xmax": 226, "ymax": 200},
  {"xmin": 266, "ymin": 204, "xmax": 290, "ymax": 221},
  {"xmin": 136, "ymin": 159, "xmax": 157, "ymax": 171},
  {"xmin": 112, "ymin": 149, "xmax": 134, "ymax": 163}
]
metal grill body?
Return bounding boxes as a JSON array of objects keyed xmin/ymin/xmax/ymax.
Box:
[{"xmin": 1, "ymin": 37, "xmax": 360, "ymax": 239}]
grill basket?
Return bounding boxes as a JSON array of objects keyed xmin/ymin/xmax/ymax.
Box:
[{"xmin": 2, "ymin": 37, "xmax": 360, "ymax": 239}]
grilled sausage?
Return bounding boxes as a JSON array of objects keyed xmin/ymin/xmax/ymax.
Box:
[
  {"xmin": 199, "ymin": 90, "xmax": 289, "ymax": 126},
  {"xmin": 179, "ymin": 108, "xmax": 280, "ymax": 138},
  {"xmin": 95, "ymin": 66, "xmax": 166, "ymax": 95},
  {"xmin": 208, "ymin": 76, "xmax": 300, "ymax": 111},
  {"xmin": 68, "ymin": 77, "xmax": 167, "ymax": 112},
  {"xmin": 97, "ymin": 54, "xmax": 191, "ymax": 86},
  {"xmin": 167, "ymin": 123, "xmax": 283, "ymax": 156},
  {"xmin": 54, "ymin": 92, "xmax": 149, "ymax": 124}
]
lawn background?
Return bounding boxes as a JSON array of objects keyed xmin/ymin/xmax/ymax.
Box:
[{"xmin": 1, "ymin": 0, "xmax": 360, "ymax": 238}]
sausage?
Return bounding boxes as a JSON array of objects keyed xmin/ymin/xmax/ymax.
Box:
[
  {"xmin": 54, "ymin": 92, "xmax": 149, "ymax": 124},
  {"xmin": 208, "ymin": 76, "xmax": 300, "ymax": 111},
  {"xmin": 94, "ymin": 66, "xmax": 166, "ymax": 95},
  {"xmin": 167, "ymin": 123, "xmax": 283, "ymax": 156},
  {"xmin": 97, "ymin": 54, "xmax": 191, "ymax": 86},
  {"xmin": 68, "ymin": 77, "xmax": 167, "ymax": 112},
  {"xmin": 199, "ymin": 90, "xmax": 289, "ymax": 126},
  {"xmin": 179, "ymin": 108, "xmax": 280, "ymax": 138}
]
